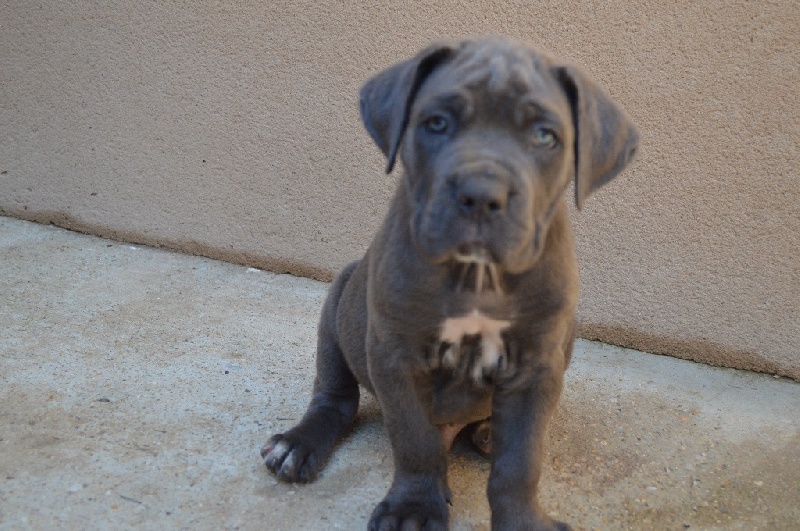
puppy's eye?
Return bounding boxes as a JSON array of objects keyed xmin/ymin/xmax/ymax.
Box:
[
  {"xmin": 531, "ymin": 125, "xmax": 558, "ymax": 149},
  {"xmin": 424, "ymin": 115, "xmax": 449, "ymax": 134}
]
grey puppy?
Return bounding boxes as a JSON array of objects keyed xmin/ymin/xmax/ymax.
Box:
[{"xmin": 262, "ymin": 37, "xmax": 639, "ymax": 531}]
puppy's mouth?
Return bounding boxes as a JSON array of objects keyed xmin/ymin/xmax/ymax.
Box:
[{"xmin": 452, "ymin": 245, "xmax": 503, "ymax": 294}]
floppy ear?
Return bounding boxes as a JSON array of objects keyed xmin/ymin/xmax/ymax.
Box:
[
  {"xmin": 555, "ymin": 65, "xmax": 640, "ymax": 209},
  {"xmin": 359, "ymin": 43, "xmax": 456, "ymax": 174}
]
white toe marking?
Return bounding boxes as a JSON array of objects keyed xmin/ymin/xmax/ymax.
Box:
[
  {"xmin": 281, "ymin": 450, "xmax": 297, "ymax": 474},
  {"xmin": 271, "ymin": 440, "xmax": 290, "ymax": 459}
]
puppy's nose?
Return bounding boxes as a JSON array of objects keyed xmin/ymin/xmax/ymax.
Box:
[{"xmin": 455, "ymin": 177, "xmax": 509, "ymax": 220}]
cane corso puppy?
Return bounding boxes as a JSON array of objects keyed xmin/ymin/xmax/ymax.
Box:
[{"xmin": 262, "ymin": 36, "xmax": 639, "ymax": 530}]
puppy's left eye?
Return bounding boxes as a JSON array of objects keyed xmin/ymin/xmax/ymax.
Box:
[
  {"xmin": 424, "ymin": 115, "xmax": 450, "ymax": 134},
  {"xmin": 531, "ymin": 126, "xmax": 558, "ymax": 149}
]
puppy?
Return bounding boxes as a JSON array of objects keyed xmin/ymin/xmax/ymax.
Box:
[{"xmin": 262, "ymin": 37, "xmax": 639, "ymax": 530}]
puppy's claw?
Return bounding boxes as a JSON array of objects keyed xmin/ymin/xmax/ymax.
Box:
[{"xmin": 259, "ymin": 443, "xmax": 273, "ymax": 459}]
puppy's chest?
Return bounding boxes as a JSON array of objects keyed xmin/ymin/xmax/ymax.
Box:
[{"xmin": 434, "ymin": 310, "xmax": 512, "ymax": 384}]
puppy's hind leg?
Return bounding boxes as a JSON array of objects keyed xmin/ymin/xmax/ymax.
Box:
[{"xmin": 261, "ymin": 262, "xmax": 361, "ymax": 483}]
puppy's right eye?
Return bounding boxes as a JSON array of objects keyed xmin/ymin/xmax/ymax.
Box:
[{"xmin": 424, "ymin": 115, "xmax": 449, "ymax": 134}]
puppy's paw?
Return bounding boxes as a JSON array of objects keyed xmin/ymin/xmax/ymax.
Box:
[
  {"xmin": 368, "ymin": 480, "xmax": 449, "ymax": 531},
  {"xmin": 468, "ymin": 419, "xmax": 492, "ymax": 456},
  {"xmin": 260, "ymin": 432, "xmax": 323, "ymax": 483},
  {"xmin": 368, "ymin": 500, "xmax": 447, "ymax": 531}
]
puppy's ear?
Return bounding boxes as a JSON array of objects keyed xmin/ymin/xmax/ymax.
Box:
[
  {"xmin": 360, "ymin": 43, "xmax": 456, "ymax": 174},
  {"xmin": 555, "ymin": 64, "xmax": 640, "ymax": 209}
]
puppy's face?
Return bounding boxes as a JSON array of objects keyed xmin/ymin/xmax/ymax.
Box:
[
  {"xmin": 359, "ymin": 37, "xmax": 639, "ymax": 281},
  {"xmin": 400, "ymin": 41, "xmax": 575, "ymax": 275}
]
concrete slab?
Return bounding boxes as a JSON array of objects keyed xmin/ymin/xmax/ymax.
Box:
[{"xmin": 1, "ymin": 216, "xmax": 798, "ymax": 530}]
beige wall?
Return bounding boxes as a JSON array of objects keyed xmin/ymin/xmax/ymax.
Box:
[{"xmin": 1, "ymin": 1, "xmax": 798, "ymax": 378}]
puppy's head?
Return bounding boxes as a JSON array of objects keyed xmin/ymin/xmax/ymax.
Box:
[{"xmin": 360, "ymin": 37, "xmax": 639, "ymax": 275}]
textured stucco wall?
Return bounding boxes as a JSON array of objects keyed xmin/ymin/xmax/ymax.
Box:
[{"xmin": 1, "ymin": 1, "xmax": 798, "ymax": 378}]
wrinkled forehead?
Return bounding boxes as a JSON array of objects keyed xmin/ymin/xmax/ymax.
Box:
[{"xmin": 416, "ymin": 40, "xmax": 570, "ymax": 119}]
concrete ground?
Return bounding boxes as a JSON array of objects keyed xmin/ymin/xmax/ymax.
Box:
[{"xmin": 1, "ymin": 216, "xmax": 798, "ymax": 531}]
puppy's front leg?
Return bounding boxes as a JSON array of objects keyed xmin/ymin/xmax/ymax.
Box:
[
  {"xmin": 489, "ymin": 356, "xmax": 570, "ymax": 531},
  {"xmin": 367, "ymin": 334, "xmax": 450, "ymax": 531}
]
